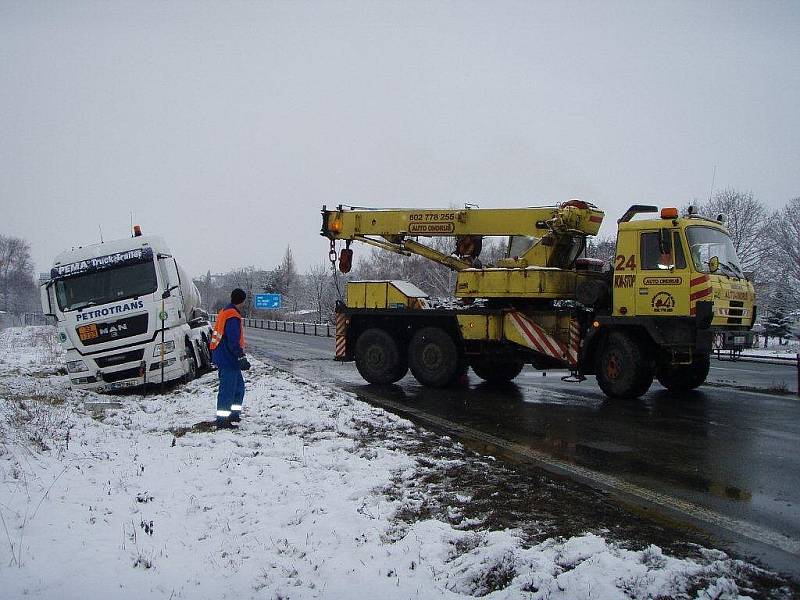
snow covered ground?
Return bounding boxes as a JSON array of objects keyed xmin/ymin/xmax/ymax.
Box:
[
  {"xmin": 739, "ymin": 344, "xmax": 799, "ymax": 360},
  {"xmin": 0, "ymin": 326, "xmax": 793, "ymax": 599}
]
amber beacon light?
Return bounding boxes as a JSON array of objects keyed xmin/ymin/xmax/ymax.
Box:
[{"xmin": 660, "ymin": 207, "xmax": 678, "ymax": 219}]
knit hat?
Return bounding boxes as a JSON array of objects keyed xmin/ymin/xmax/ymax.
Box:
[{"xmin": 231, "ymin": 288, "xmax": 247, "ymax": 305}]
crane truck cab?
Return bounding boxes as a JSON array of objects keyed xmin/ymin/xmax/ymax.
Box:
[
  {"xmin": 584, "ymin": 206, "xmax": 756, "ymax": 397},
  {"xmin": 40, "ymin": 228, "xmax": 213, "ymax": 392}
]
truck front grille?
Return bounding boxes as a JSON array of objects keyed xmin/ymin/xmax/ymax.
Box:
[
  {"xmin": 101, "ymin": 366, "xmax": 142, "ymax": 383},
  {"xmin": 95, "ymin": 349, "xmax": 145, "ymax": 368}
]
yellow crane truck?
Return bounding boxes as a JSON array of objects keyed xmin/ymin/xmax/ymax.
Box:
[{"xmin": 320, "ymin": 201, "xmax": 756, "ymax": 399}]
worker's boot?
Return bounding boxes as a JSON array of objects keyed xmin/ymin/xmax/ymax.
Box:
[
  {"xmin": 215, "ymin": 417, "xmax": 234, "ymax": 429},
  {"xmin": 229, "ymin": 411, "xmax": 241, "ymax": 423}
]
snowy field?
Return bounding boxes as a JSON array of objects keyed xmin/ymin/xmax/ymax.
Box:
[{"xmin": 0, "ymin": 326, "xmax": 793, "ymax": 599}]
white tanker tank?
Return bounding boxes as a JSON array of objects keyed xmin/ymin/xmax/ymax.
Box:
[{"xmin": 176, "ymin": 262, "xmax": 205, "ymax": 321}]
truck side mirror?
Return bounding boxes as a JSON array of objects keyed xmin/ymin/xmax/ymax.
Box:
[
  {"xmin": 40, "ymin": 282, "xmax": 56, "ymax": 316},
  {"xmin": 709, "ymin": 256, "xmax": 720, "ymax": 273}
]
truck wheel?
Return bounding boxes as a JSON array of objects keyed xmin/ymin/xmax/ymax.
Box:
[
  {"xmin": 595, "ymin": 332, "xmax": 654, "ymax": 399},
  {"xmin": 471, "ymin": 355, "xmax": 525, "ymax": 383},
  {"xmin": 409, "ymin": 327, "xmax": 463, "ymax": 388},
  {"xmin": 656, "ymin": 356, "xmax": 710, "ymax": 392},
  {"xmin": 199, "ymin": 333, "xmax": 212, "ymax": 369},
  {"xmin": 354, "ymin": 328, "xmax": 408, "ymax": 384},
  {"xmin": 184, "ymin": 340, "xmax": 198, "ymax": 382}
]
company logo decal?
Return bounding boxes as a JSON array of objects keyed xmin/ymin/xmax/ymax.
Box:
[
  {"xmin": 408, "ymin": 223, "xmax": 455, "ymax": 234},
  {"xmin": 52, "ymin": 248, "xmax": 153, "ymax": 279},
  {"xmin": 651, "ymin": 292, "xmax": 675, "ymax": 312},
  {"xmin": 76, "ymin": 300, "xmax": 145, "ymax": 322},
  {"xmin": 643, "ymin": 277, "xmax": 682, "ymax": 286}
]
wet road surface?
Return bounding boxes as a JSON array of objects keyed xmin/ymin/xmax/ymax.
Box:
[{"xmin": 244, "ymin": 326, "xmax": 800, "ymax": 577}]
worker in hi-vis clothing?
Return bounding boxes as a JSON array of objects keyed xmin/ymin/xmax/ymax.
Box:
[{"xmin": 209, "ymin": 288, "xmax": 251, "ymax": 428}]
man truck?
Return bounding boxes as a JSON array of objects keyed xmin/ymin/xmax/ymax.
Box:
[
  {"xmin": 40, "ymin": 227, "xmax": 212, "ymax": 392},
  {"xmin": 321, "ymin": 201, "xmax": 756, "ymax": 399}
]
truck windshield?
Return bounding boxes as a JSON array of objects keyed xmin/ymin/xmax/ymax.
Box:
[
  {"xmin": 686, "ymin": 226, "xmax": 744, "ymax": 277},
  {"xmin": 55, "ymin": 261, "xmax": 158, "ymax": 311}
]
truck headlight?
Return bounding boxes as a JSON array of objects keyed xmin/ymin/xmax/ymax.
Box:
[
  {"xmin": 66, "ymin": 359, "xmax": 88, "ymax": 373},
  {"xmin": 153, "ymin": 341, "xmax": 175, "ymax": 357}
]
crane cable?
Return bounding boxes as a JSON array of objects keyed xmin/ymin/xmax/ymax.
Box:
[{"xmin": 329, "ymin": 239, "xmax": 344, "ymax": 301}]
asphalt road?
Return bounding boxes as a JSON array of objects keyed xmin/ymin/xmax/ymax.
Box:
[{"xmin": 244, "ymin": 327, "xmax": 800, "ymax": 577}]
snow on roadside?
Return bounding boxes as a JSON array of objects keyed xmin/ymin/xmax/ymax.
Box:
[{"xmin": 0, "ymin": 327, "xmax": 790, "ymax": 599}]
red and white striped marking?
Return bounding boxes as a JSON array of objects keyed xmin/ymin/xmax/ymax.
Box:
[
  {"xmin": 509, "ymin": 312, "xmax": 578, "ymax": 367},
  {"xmin": 568, "ymin": 319, "xmax": 581, "ymax": 366},
  {"xmin": 689, "ymin": 274, "xmax": 711, "ymax": 316},
  {"xmin": 335, "ymin": 314, "xmax": 348, "ymax": 359}
]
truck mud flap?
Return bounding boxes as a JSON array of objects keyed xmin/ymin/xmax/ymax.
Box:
[{"xmin": 335, "ymin": 313, "xmax": 349, "ymax": 360}]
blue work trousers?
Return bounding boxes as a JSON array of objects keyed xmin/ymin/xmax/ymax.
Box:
[{"xmin": 216, "ymin": 367, "xmax": 245, "ymax": 418}]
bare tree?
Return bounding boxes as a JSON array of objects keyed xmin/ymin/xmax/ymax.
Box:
[
  {"xmin": 586, "ymin": 236, "xmax": 617, "ymax": 270},
  {"xmin": 771, "ymin": 197, "xmax": 800, "ymax": 290},
  {"xmin": 0, "ymin": 235, "xmax": 37, "ymax": 315},
  {"xmin": 224, "ymin": 267, "xmax": 266, "ymax": 317},
  {"xmin": 271, "ymin": 246, "xmax": 300, "ymax": 312},
  {"xmin": 351, "ymin": 235, "xmax": 512, "ymax": 298},
  {"xmin": 303, "ymin": 263, "xmax": 337, "ymax": 323}
]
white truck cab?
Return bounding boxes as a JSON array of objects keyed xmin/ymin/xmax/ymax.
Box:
[{"xmin": 41, "ymin": 229, "xmax": 212, "ymax": 392}]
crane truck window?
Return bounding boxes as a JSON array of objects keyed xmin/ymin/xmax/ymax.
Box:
[
  {"xmin": 686, "ymin": 226, "xmax": 744, "ymax": 277},
  {"xmin": 640, "ymin": 231, "xmax": 686, "ymax": 270}
]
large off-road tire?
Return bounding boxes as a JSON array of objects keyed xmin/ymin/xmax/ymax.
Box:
[
  {"xmin": 354, "ymin": 328, "xmax": 408, "ymax": 384},
  {"xmin": 470, "ymin": 354, "xmax": 525, "ymax": 384},
  {"xmin": 184, "ymin": 339, "xmax": 198, "ymax": 383},
  {"xmin": 595, "ymin": 331, "xmax": 654, "ymax": 399},
  {"xmin": 409, "ymin": 327, "xmax": 464, "ymax": 388},
  {"xmin": 656, "ymin": 355, "xmax": 710, "ymax": 392}
]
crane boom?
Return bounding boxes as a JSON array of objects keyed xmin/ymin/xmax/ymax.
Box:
[
  {"xmin": 321, "ymin": 201, "xmax": 604, "ymax": 272},
  {"xmin": 321, "ymin": 203, "xmax": 603, "ymax": 239}
]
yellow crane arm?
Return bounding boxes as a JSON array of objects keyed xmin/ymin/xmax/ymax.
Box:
[
  {"xmin": 321, "ymin": 203, "xmax": 603, "ymax": 239},
  {"xmin": 320, "ymin": 201, "xmax": 604, "ymax": 272}
]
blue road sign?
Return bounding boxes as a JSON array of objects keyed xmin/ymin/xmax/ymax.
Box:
[{"xmin": 254, "ymin": 293, "xmax": 282, "ymax": 310}]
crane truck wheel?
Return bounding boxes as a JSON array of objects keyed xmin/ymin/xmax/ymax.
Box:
[
  {"xmin": 409, "ymin": 327, "xmax": 463, "ymax": 388},
  {"xmin": 354, "ymin": 328, "xmax": 408, "ymax": 384},
  {"xmin": 656, "ymin": 356, "xmax": 710, "ymax": 392},
  {"xmin": 595, "ymin": 332, "xmax": 654, "ymax": 399},
  {"xmin": 470, "ymin": 355, "xmax": 525, "ymax": 383}
]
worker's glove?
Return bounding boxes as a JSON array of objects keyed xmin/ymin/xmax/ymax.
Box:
[{"xmin": 238, "ymin": 356, "xmax": 251, "ymax": 371}]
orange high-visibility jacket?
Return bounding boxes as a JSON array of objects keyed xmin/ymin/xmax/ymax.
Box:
[{"xmin": 209, "ymin": 307, "xmax": 246, "ymax": 351}]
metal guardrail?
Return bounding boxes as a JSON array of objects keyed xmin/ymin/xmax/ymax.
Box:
[
  {"xmin": 244, "ymin": 318, "xmax": 333, "ymax": 338},
  {"xmin": 210, "ymin": 314, "xmax": 333, "ymax": 338},
  {"xmin": 713, "ymin": 348, "xmax": 798, "ymax": 364}
]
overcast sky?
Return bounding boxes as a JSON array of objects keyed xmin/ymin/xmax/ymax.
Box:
[{"xmin": 2, "ymin": 1, "xmax": 798, "ymax": 278}]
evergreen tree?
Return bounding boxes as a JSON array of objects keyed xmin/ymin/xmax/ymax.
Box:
[{"xmin": 764, "ymin": 280, "xmax": 794, "ymax": 344}]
